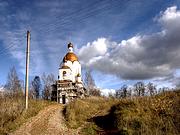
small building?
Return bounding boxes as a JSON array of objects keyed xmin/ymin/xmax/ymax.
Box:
[{"xmin": 51, "ymin": 43, "xmax": 86, "ymax": 104}]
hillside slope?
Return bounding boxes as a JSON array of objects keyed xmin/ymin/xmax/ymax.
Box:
[
  {"xmin": 11, "ymin": 104, "xmax": 78, "ymax": 135},
  {"xmin": 64, "ymin": 90, "xmax": 180, "ymax": 135},
  {"xmin": 9, "ymin": 90, "xmax": 179, "ymax": 135}
]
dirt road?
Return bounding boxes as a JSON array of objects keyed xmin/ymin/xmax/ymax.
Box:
[{"xmin": 11, "ymin": 104, "xmax": 78, "ymax": 135}]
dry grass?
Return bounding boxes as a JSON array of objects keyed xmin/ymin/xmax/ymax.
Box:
[
  {"xmin": 63, "ymin": 96, "xmax": 118, "ymax": 129},
  {"xmin": 0, "ymin": 93, "xmax": 54, "ymax": 135},
  {"xmin": 109, "ymin": 90, "xmax": 180, "ymax": 135},
  {"xmin": 64, "ymin": 90, "xmax": 180, "ymax": 135}
]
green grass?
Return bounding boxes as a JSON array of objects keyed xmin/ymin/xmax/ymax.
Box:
[
  {"xmin": 64, "ymin": 90, "xmax": 180, "ymax": 135},
  {"xmin": 0, "ymin": 94, "xmax": 54, "ymax": 135}
]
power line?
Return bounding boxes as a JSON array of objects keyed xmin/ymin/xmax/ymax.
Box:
[
  {"xmin": 30, "ymin": 0, "xmax": 120, "ymax": 35},
  {"xmin": 0, "ymin": 36, "xmax": 26, "ymax": 56},
  {"xmin": 31, "ymin": 0, "xmax": 110, "ymax": 32},
  {"xmin": 0, "ymin": 0, "xmax": 122, "ymax": 58}
]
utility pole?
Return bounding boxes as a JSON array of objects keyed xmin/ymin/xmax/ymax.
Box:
[{"xmin": 25, "ymin": 31, "xmax": 30, "ymax": 110}]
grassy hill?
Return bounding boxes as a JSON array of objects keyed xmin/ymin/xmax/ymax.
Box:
[
  {"xmin": 63, "ymin": 90, "xmax": 180, "ymax": 135},
  {"xmin": 0, "ymin": 94, "xmax": 54, "ymax": 135},
  {"xmin": 1, "ymin": 90, "xmax": 179, "ymax": 135}
]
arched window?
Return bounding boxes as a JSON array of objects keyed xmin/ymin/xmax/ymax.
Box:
[{"xmin": 63, "ymin": 71, "xmax": 67, "ymax": 76}]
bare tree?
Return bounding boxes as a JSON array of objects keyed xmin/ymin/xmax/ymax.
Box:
[
  {"xmin": 90, "ymin": 88, "xmax": 101, "ymax": 97},
  {"xmin": 116, "ymin": 85, "xmax": 128, "ymax": 98},
  {"xmin": 115, "ymin": 90, "xmax": 120, "ymax": 98},
  {"xmin": 5, "ymin": 66, "xmax": 22, "ymax": 95},
  {"xmin": 29, "ymin": 87, "xmax": 36, "ymax": 99},
  {"xmin": 84, "ymin": 69, "xmax": 95, "ymax": 88},
  {"xmin": 147, "ymin": 82, "xmax": 156, "ymax": 96},
  {"xmin": 42, "ymin": 73, "xmax": 55, "ymax": 100},
  {"xmin": 134, "ymin": 82, "xmax": 145, "ymax": 96},
  {"xmin": 84, "ymin": 69, "xmax": 100, "ymax": 96},
  {"xmin": 127, "ymin": 87, "xmax": 132, "ymax": 97},
  {"xmin": 158, "ymin": 87, "xmax": 169, "ymax": 94},
  {"xmin": 122, "ymin": 85, "xmax": 128, "ymax": 98},
  {"xmin": 31, "ymin": 76, "xmax": 41, "ymax": 99}
]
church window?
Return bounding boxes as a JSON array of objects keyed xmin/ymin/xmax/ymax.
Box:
[{"xmin": 63, "ymin": 71, "xmax": 67, "ymax": 76}]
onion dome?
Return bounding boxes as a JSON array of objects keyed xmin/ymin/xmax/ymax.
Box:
[{"xmin": 63, "ymin": 52, "xmax": 78, "ymax": 62}]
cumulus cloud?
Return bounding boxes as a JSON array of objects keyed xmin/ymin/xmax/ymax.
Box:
[
  {"xmin": 78, "ymin": 6, "xmax": 180, "ymax": 80},
  {"xmin": 100, "ymin": 88, "xmax": 115, "ymax": 96},
  {"xmin": 78, "ymin": 38, "xmax": 109, "ymax": 64}
]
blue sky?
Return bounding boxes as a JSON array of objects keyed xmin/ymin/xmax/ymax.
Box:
[{"xmin": 0, "ymin": 0, "xmax": 180, "ymax": 91}]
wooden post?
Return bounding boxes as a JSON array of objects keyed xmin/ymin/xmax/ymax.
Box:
[{"xmin": 25, "ymin": 31, "xmax": 30, "ymax": 110}]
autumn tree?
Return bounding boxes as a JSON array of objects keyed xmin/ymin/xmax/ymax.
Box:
[
  {"xmin": 42, "ymin": 73, "xmax": 55, "ymax": 100},
  {"xmin": 5, "ymin": 66, "xmax": 22, "ymax": 95}
]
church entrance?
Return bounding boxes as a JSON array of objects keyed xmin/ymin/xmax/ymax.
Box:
[{"xmin": 62, "ymin": 95, "xmax": 66, "ymax": 104}]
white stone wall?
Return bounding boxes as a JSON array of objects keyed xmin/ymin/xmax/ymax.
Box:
[
  {"xmin": 59, "ymin": 60, "xmax": 82, "ymax": 83},
  {"xmin": 59, "ymin": 68, "xmax": 72, "ymax": 81}
]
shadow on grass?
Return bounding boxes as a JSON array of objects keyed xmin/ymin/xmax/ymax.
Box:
[{"xmin": 88, "ymin": 106, "xmax": 127, "ymax": 135}]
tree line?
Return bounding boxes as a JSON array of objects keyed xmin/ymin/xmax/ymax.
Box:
[
  {"xmin": 83, "ymin": 69, "xmax": 175, "ymax": 98},
  {"xmin": 3, "ymin": 66, "xmax": 55, "ymax": 100},
  {"xmin": 115, "ymin": 82, "xmax": 173, "ymax": 98},
  {"xmin": 30, "ymin": 73, "xmax": 55, "ymax": 100},
  {"xmin": 2, "ymin": 66, "xmax": 175, "ymax": 99},
  {"xmin": 2, "ymin": 66, "xmax": 99, "ymax": 99}
]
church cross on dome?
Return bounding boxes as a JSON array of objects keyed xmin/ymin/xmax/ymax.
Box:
[{"xmin": 68, "ymin": 42, "xmax": 73, "ymax": 52}]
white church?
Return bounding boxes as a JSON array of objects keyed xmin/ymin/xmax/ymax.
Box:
[{"xmin": 51, "ymin": 43, "xmax": 86, "ymax": 104}]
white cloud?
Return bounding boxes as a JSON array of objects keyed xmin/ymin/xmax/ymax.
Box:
[
  {"xmin": 100, "ymin": 88, "xmax": 116, "ymax": 96},
  {"xmin": 78, "ymin": 38, "xmax": 109, "ymax": 64},
  {"xmin": 159, "ymin": 6, "xmax": 180, "ymax": 22},
  {"xmin": 78, "ymin": 6, "xmax": 180, "ymax": 81}
]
